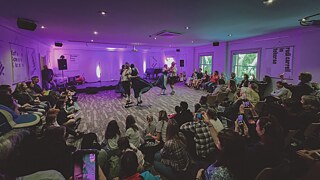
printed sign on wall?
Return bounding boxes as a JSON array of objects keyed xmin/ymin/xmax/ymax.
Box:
[
  {"xmin": 10, "ymin": 44, "xmax": 29, "ymax": 83},
  {"xmin": 266, "ymin": 46, "xmax": 294, "ymax": 79},
  {"xmin": 27, "ymin": 48, "xmax": 37, "ymax": 78}
]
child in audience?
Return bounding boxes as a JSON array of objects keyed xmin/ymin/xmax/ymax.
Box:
[
  {"xmin": 144, "ymin": 115, "xmax": 156, "ymax": 138},
  {"xmin": 125, "ymin": 115, "xmax": 141, "ymax": 148},
  {"xmin": 103, "ymin": 120, "xmax": 121, "ymax": 151},
  {"xmin": 118, "ymin": 137, "xmax": 144, "ymax": 171}
]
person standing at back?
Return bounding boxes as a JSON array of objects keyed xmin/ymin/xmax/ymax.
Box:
[
  {"xmin": 121, "ymin": 63, "xmax": 132, "ymax": 107},
  {"xmin": 168, "ymin": 62, "xmax": 177, "ymax": 95},
  {"xmin": 41, "ymin": 65, "xmax": 54, "ymax": 90}
]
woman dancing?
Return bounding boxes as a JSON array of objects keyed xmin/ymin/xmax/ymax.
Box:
[
  {"xmin": 168, "ymin": 62, "xmax": 177, "ymax": 95},
  {"xmin": 130, "ymin": 64, "xmax": 153, "ymax": 105},
  {"xmin": 154, "ymin": 64, "xmax": 168, "ymax": 95}
]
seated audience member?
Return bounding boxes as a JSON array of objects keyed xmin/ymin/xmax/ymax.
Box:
[
  {"xmin": 119, "ymin": 151, "xmax": 158, "ymax": 180},
  {"xmin": 196, "ymin": 121, "xmax": 246, "ymax": 180},
  {"xmin": 205, "ymin": 71, "xmax": 220, "ymax": 92},
  {"xmin": 194, "ymin": 103, "xmax": 202, "ymax": 115},
  {"xmin": 270, "ymin": 81, "xmax": 291, "ymax": 102},
  {"xmin": 279, "ymin": 73, "xmax": 287, "ymax": 84},
  {"xmin": 102, "ymin": 120, "xmax": 121, "ymax": 151},
  {"xmin": 206, "ymin": 108, "xmax": 224, "ymax": 132},
  {"xmin": 38, "ymin": 126, "xmax": 74, "ymax": 178},
  {"xmin": 226, "ymin": 79, "xmax": 238, "ymax": 103},
  {"xmin": 125, "ymin": 115, "xmax": 141, "ymax": 148},
  {"xmin": 212, "ymin": 79, "xmax": 227, "ymax": 95},
  {"xmin": 239, "ymin": 74, "xmax": 249, "ymax": 88},
  {"xmin": 296, "ymin": 95, "xmax": 319, "ymax": 134},
  {"xmin": 29, "ymin": 76, "xmax": 44, "ymax": 94},
  {"xmin": 229, "ymin": 72, "xmax": 237, "ymax": 84},
  {"xmin": 175, "ymin": 101, "xmax": 194, "ymax": 127},
  {"xmin": 81, "ymin": 133, "xmax": 108, "ymax": 174},
  {"xmin": 260, "ymin": 75, "xmax": 273, "ymax": 99},
  {"xmin": 13, "ymin": 82, "xmax": 48, "ymax": 110},
  {"xmin": 199, "ymin": 96, "xmax": 208, "ymax": 109},
  {"xmin": 285, "ymin": 72, "xmax": 314, "ymax": 100},
  {"xmin": 193, "ymin": 68, "xmax": 204, "ymax": 89},
  {"xmin": 180, "ymin": 110, "xmax": 216, "ymax": 160},
  {"xmin": 143, "ymin": 115, "xmax": 157, "ymax": 138},
  {"xmin": 154, "ymin": 119, "xmax": 190, "ymax": 179},
  {"xmin": 118, "ymin": 137, "xmax": 144, "ymax": 171},
  {"xmin": 41, "ymin": 109, "xmax": 60, "ymax": 133},
  {"xmin": 220, "ymin": 72, "xmax": 226, "ymax": 81},
  {"xmin": 169, "ymin": 106, "xmax": 181, "ymax": 119},
  {"xmin": 239, "ymin": 82, "xmax": 260, "ymax": 106},
  {"xmin": 0, "ymin": 84, "xmax": 12, "ymax": 95},
  {"xmin": 236, "ymin": 115, "xmax": 285, "ymax": 179},
  {"xmin": 186, "ymin": 69, "xmax": 197, "ymax": 87},
  {"xmin": 311, "ymin": 82, "xmax": 320, "ymax": 99}
]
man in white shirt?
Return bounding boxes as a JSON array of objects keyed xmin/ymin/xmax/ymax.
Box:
[
  {"xmin": 168, "ymin": 62, "xmax": 177, "ymax": 95},
  {"xmin": 271, "ymin": 81, "xmax": 290, "ymax": 101},
  {"xmin": 121, "ymin": 63, "xmax": 132, "ymax": 106}
]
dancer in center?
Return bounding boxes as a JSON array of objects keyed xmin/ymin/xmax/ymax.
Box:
[
  {"xmin": 121, "ymin": 63, "xmax": 132, "ymax": 107},
  {"xmin": 130, "ymin": 64, "xmax": 153, "ymax": 106},
  {"xmin": 168, "ymin": 61, "xmax": 177, "ymax": 95},
  {"xmin": 154, "ymin": 64, "xmax": 169, "ymax": 95}
]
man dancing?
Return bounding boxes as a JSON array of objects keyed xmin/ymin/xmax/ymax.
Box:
[{"xmin": 168, "ymin": 61, "xmax": 177, "ymax": 95}]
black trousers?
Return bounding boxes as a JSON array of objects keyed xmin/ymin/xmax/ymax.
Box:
[{"xmin": 122, "ymin": 81, "xmax": 131, "ymax": 97}]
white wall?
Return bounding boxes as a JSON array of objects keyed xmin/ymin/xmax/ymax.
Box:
[
  {"xmin": 51, "ymin": 47, "xmax": 195, "ymax": 82},
  {"xmin": 0, "ymin": 25, "xmax": 50, "ymax": 86}
]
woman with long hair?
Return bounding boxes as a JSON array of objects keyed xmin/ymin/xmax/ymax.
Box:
[
  {"xmin": 125, "ymin": 115, "xmax": 141, "ymax": 148},
  {"xmin": 103, "ymin": 120, "xmax": 121, "ymax": 151},
  {"xmin": 154, "ymin": 119, "xmax": 190, "ymax": 179}
]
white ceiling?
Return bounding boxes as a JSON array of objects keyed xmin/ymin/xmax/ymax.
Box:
[{"xmin": 0, "ymin": 0, "xmax": 319, "ymax": 47}]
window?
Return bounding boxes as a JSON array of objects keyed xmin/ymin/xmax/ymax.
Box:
[
  {"xmin": 199, "ymin": 55, "xmax": 212, "ymax": 74},
  {"xmin": 232, "ymin": 52, "xmax": 258, "ymax": 80},
  {"xmin": 165, "ymin": 57, "xmax": 175, "ymax": 66}
]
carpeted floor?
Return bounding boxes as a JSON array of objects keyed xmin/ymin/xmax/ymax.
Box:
[{"xmin": 76, "ymin": 83, "xmax": 208, "ymax": 142}]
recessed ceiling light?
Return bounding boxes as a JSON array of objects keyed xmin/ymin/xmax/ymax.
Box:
[
  {"xmin": 154, "ymin": 37, "xmax": 157, "ymax": 40},
  {"xmin": 99, "ymin": 11, "xmax": 107, "ymax": 16},
  {"xmin": 40, "ymin": 25, "xmax": 45, "ymax": 29},
  {"xmin": 191, "ymin": 41, "xmax": 194, "ymax": 43},
  {"xmin": 228, "ymin": 34, "xmax": 232, "ymax": 37},
  {"xmin": 263, "ymin": 0, "xmax": 275, "ymax": 5},
  {"xmin": 185, "ymin": 26, "xmax": 190, "ymax": 30},
  {"xmin": 93, "ymin": 31, "xmax": 98, "ymax": 35},
  {"xmin": 301, "ymin": 18, "xmax": 307, "ymax": 22},
  {"xmin": 91, "ymin": 40, "xmax": 94, "ymax": 42}
]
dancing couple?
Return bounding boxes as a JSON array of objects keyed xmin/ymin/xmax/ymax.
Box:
[
  {"xmin": 121, "ymin": 62, "xmax": 153, "ymax": 108},
  {"xmin": 154, "ymin": 61, "xmax": 177, "ymax": 95}
]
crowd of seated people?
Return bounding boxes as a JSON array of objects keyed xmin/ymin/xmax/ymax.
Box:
[{"xmin": 1, "ymin": 71, "xmax": 320, "ymax": 180}]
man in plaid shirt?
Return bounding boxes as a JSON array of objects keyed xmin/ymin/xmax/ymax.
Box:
[{"xmin": 180, "ymin": 120, "xmax": 215, "ymax": 158}]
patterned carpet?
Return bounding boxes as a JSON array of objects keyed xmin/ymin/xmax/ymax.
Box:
[{"xmin": 76, "ymin": 83, "xmax": 208, "ymax": 142}]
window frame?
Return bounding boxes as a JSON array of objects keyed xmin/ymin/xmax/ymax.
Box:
[
  {"xmin": 199, "ymin": 53, "xmax": 213, "ymax": 75},
  {"xmin": 230, "ymin": 49, "xmax": 261, "ymax": 80}
]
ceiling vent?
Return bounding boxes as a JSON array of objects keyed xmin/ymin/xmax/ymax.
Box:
[{"xmin": 152, "ymin": 30, "xmax": 182, "ymax": 38}]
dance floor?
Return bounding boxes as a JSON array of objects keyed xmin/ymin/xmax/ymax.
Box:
[{"xmin": 76, "ymin": 83, "xmax": 207, "ymax": 141}]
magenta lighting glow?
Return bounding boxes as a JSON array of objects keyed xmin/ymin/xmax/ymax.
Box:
[{"xmin": 96, "ymin": 64, "xmax": 101, "ymax": 78}]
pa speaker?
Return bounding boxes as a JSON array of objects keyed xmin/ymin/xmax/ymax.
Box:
[
  {"xmin": 55, "ymin": 42, "xmax": 63, "ymax": 47},
  {"xmin": 17, "ymin": 18, "xmax": 37, "ymax": 31},
  {"xmin": 176, "ymin": 49, "xmax": 180, "ymax": 52},
  {"xmin": 212, "ymin": 42, "xmax": 220, "ymax": 46},
  {"xmin": 180, "ymin": 60, "xmax": 184, "ymax": 67},
  {"xmin": 58, "ymin": 58, "xmax": 68, "ymax": 70}
]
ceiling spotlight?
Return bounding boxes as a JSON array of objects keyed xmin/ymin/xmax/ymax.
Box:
[
  {"xmin": 228, "ymin": 34, "xmax": 232, "ymax": 37},
  {"xmin": 99, "ymin": 11, "xmax": 107, "ymax": 15},
  {"xmin": 154, "ymin": 37, "xmax": 157, "ymax": 40},
  {"xmin": 263, "ymin": 0, "xmax": 275, "ymax": 5},
  {"xmin": 40, "ymin": 25, "xmax": 45, "ymax": 29},
  {"xmin": 93, "ymin": 31, "xmax": 98, "ymax": 35},
  {"xmin": 191, "ymin": 41, "xmax": 194, "ymax": 43},
  {"xmin": 90, "ymin": 39, "xmax": 94, "ymax": 42},
  {"xmin": 185, "ymin": 26, "xmax": 190, "ymax": 30}
]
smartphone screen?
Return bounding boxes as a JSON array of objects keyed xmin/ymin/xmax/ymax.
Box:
[
  {"xmin": 238, "ymin": 114, "xmax": 243, "ymax": 123},
  {"xmin": 74, "ymin": 151, "xmax": 97, "ymax": 180},
  {"xmin": 196, "ymin": 113, "xmax": 202, "ymax": 120}
]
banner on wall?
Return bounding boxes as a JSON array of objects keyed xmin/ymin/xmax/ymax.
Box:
[
  {"xmin": 0, "ymin": 45, "xmax": 6, "ymax": 83},
  {"xmin": 10, "ymin": 43, "xmax": 29, "ymax": 83},
  {"xmin": 27, "ymin": 48, "xmax": 37, "ymax": 78},
  {"xmin": 266, "ymin": 46, "xmax": 294, "ymax": 79}
]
